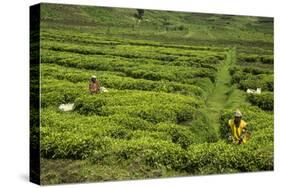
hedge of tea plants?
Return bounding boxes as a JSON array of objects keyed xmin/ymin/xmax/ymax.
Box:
[
  {"xmin": 40, "ymin": 28, "xmax": 273, "ymax": 178},
  {"xmin": 229, "ymin": 51, "xmax": 273, "ymax": 111}
]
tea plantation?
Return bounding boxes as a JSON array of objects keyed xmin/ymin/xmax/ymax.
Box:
[{"xmin": 37, "ymin": 3, "xmax": 274, "ymax": 184}]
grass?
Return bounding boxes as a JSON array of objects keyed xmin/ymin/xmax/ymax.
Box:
[
  {"xmin": 40, "ymin": 158, "xmax": 189, "ymax": 184},
  {"xmin": 201, "ymin": 48, "xmax": 247, "ymax": 133},
  {"xmin": 40, "ymin": 3, "xmax": 273, "ymax": 49}
]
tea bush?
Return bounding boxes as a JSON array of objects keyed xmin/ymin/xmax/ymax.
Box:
[
  {"xmin": 247, "ymin": 92, "xmax": 273, "ymax": 111},
  {"xmin": 89, "ymin": 137, "xmax": 187, "ymax": 170},
  {"xmin": 42, "ymin": 40, "xmax": 224, "ymax": 64},
  {"xmin": 40, "ymin": 108, "xmax": 197, "ymax": 163},
  {"xmin": 238, "ymin": 54, "xmax": 273, "ymax": 64},
  {"xmin": 39, "ymin": 27, "xmax": 273, "ymax": 179},
  {"xmin": 41, "ymin": 48, "xmax": 218, "ymax": 84},
  {"xmin": 73, "ymin": 90, "xmax": 199, "ymax": 124},
  {"xmin": 230, "ymin": 69, "xmax": 273, "ymax": 92},
  {"xmin": 43, "ymin": 70, "xmax": 203, "ymax": 98},
  {"xmin": 184, "ymin": 140, "xmax": 273, "ymax": 174}
]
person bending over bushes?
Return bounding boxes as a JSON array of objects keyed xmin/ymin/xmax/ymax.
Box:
[
  {"xmin": 89, "ymin": 75, "xmax": 100, "ymax": 94},
  {"xmin": 228, "ymin": 110, "xmax": 250, "ymax": 144}
]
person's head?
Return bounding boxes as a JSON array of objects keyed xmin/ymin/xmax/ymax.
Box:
[
  {"xmin": 91, "ymin": 75, "xmax": 97, "ymax": 82},
  {"xmin": 234, "ymin": 109, "xmax": 242, "ymax": 124}
]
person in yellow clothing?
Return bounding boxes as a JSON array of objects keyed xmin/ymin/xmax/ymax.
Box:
[{"xmin": 228, "ymin": 110, "xmax": 248, "ymax": 144}]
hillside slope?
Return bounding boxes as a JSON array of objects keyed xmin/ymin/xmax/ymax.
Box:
[{"xmin": 40, "ymin": 3, "xmax": 273, "ymax": 49}]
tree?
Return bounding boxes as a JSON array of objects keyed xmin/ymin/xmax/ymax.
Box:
[{"xmin": 137, "ymin": 9, "xmax": 145, "ymax": 19}]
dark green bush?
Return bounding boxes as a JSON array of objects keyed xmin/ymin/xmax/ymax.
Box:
[
  {"xmin": 107, "ymin": 126, "xmax": 132, "ymax": 140},
  {"xmin": 41, "ymin": 88, "xmax": 81, "ymax": 108},
  {"xmin": 130, "ymin": 105, "xmax": 177, "ymax": 124},
  {"xmin": 40, "ymin": 31, "xmax": 273, "ymax": 177},
  {"xmin": 89, "ymin": 138, "xmax": 187, "ymax": 170},
  {"xmin": 41, "ymin": 131, "xmax": 113, "ymax": 159},
  {"xmin": 238, "ymin": 54, "xmax": 273, "ymax": 65},
  {"xmin": 169, "ymin": 127, "xmax": 196, "ymax": 149},
  {"xmin": 242, "ymin": 67, "xmax": 269, "ymax": 75},
  {"xmin": 237, "ymin": 74, "xmax": 273, "ymax": 92},
  {"xmin": 74, "ymin": 95, "xmax": 107, "ymax": 115},
  {"xmin": 247, "ymin": 92, "xmax": 273, "ymax": 111},
  {"xmin": 175, "ymin": 105, "xmax": 195, "ymax": 123},
  {"xmin": 109, "ymin": 114, "xmax": 153, "ymax": 131},
  {"xmin": 184, "ymin": 141, "xmax": 273, "ymax": 174},
  {"xmin": 261, "ymin": 56, "xmax": 273, "ymax": 64},
  {"xmin": 42, "ymin": 46, "xmax": 219, "ymax": 85}
]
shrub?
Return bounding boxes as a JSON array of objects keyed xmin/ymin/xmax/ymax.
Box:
[
  {"xmin": 41, "ymin": 128, "xmax": 113, "ymax": 160},
  {"xmin": 41, "ymin": 89, "xmax": 81, "ymax": 108},
  {"xmin": 42, "ymin": 62, "xmax": 205, "ymax": 97},
  {"xmin": 237, "ymin": 74, "xmax": 273, "ymax": 92},
  {"xmin": 129, "ymin": 104, "xmax": 195, "ymax": 124},
  {"xmin": 73, "ymin": 90, "xmax": 199, "ymax": 124},
  {"xmin": 247, "ymin": 92, "xmax": 273, "ymax": 111},
  {"xmin": 261, "ymin": 56, "xmax": 273, "ymax": 64},
  {"xmin": 169, "ymin": 127, "xmax": 196, "ymax": 149},
  {"xmin": 231, "ymin": 71, "xmax": 247, "ymax": 84},
  {"xmin": 106, "ymin": 126, "xmax": 132, "ymax": 140},
  {"xmin": 89, "ymin": 138, "xmax": 187, "ymax": 170},
  {"xmin": 130, "ymin": 105, "xmax": 177, "ymax": 124},
  {"xmin": 249, "ymin": 127, "xmax": 273, "ymax": 147},
  {"xmin": 184, "ymin": 140, "xmax": 273, "ymax": 174},
  {"xmin": 238, "ymin": 54, "xmax": 273, "ymax": 65},
  {"xmin": 74, "ymin": 95, "xmax": 107, "ymax": 115},
  {"xmin": 109, "ymin": 114, "xmax": 153, "ymax": 131},
  {"xmin": 242, "ymin": 67, "xmax": 269, "ymax": 75},
  {"xmin": 175, "ymin": 105, "xmax": 196, "ymax": 123},
  {"xmin": 40, "ymin": 30, "xmax": 274, "ymax": 176},
  {"xmin": 41, "ymin": 45, "xmax": 220, "ymax": 85}
]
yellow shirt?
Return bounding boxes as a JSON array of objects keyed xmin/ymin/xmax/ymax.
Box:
[{"xmin": 228, "ymin": 119, "xmax": 247, "ymax": 144}]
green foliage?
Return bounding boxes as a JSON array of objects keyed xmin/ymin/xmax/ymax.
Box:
[
  {"xmin": 42, "ymin": 65, "xmax": 205, "ymax": 98},
  {"xmin": 247, "ymin": 92, "xmax": 273, "ymax": 111},
  {"xmin": 89, "ymin": 137, "xmax": 187, "ymax": 170},
  {"xmin": 219, "ymin": 105, "xmax": 273, "ymax": 169},
  {"xmin": 190, "ymin": 111, "xmax": 219, "ymax": 143},
  {"xmin": 238, "ymin": 54, "xmax": 273, "ymax": 64},
  {"xmin": 187, "ymin": 104, "xmax": 274, "ymax": 173},
  {"xmin": 40, "ymin": 108, "xmax": 195, "ymax": 162},
  {"xmin": 41, "ymin": 41, "xmax": 220, "ymax": 84},
  {"xmin": 42, "ymin": 104, "xmax": 274, "ymax": 174},
  {"xmin": 239, "ymin": 74, "xmax": 273, "ymax": 91},
  {"xmin": 73, "ymin": 92, "xmax": 198, "ymax": 124},
  {"xmin": 230, "ymin": 66, "xmax": 273, "ymax": 92},
  {"xmin": 184, "ymin": 140, "xmax": 273, "ymax": 174},
  {"xmin": 109, "ymin": 114, "xmax": 154, "ymax": 131},
  {"xmin": 136, "ymin": 9, "xmax": 145, "ymax": 19},
  {"xmin": 75, "ymin": 96, "xmax": 106, "ymax": 115},
  {"xmin": 169, "ymin": 127, "xmax": 196, "ymax": 149},
  {"xmin": 38, "ymin": 4, "xmax": 274, "ymax": 182},
  {"xmin": 194, "ymin": 78, "xmax": 214, "ymax": 97}
]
